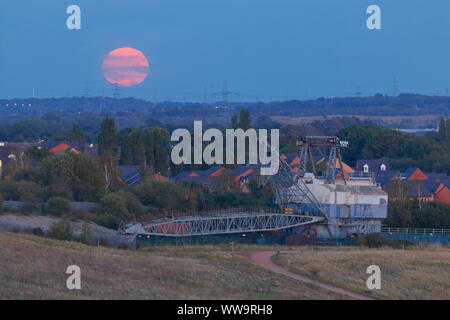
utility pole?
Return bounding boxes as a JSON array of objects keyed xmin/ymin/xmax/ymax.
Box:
[
  {"xmin": 82, "ymin": 86, "xmax": 90, "ymax": 98},
  {"xmin": 214, "ymin": 80, "xmax": 239, "ymax": 104},
  {"xmin": 113, "ymin": 83, "xmax": 120, "ymax": 99},
  {"xmin": 393, "ymin": 77, "xmax": 397, "ymax": 97}
]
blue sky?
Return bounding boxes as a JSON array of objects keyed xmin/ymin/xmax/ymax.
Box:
[{"xmin": 1, "ymin": 0, "xmax": 450, "ymax": 101}]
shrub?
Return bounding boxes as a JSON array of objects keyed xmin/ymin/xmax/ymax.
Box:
[
  {"xmin": 357, "ymin": 233, "xmax": 413, "ymax": 249},
  {"xmin": 49, "ymin": 219, "xmax": 73, "ymax": 241},
  {"xmin": 79, "ymin": 223, "xmax": 92, "ymax": 245},
  {"xmin": 98, "ymin": 237, "xmax": 110, "ymax": 247},
  {"xmin": 32, "ymin": 227, "xmax": 45, "ymax": 237},
  {"xmin": 0, "ymin": 180, "xmax": 44, "ymax": 201},
  {"xmin": 118, "ymin": 243, "xmax": 129, "ymax": 250},
  {"xmin": 47, "ymin": 197, "xmax": 71, "ymax": 216},
  {"xmin": 116, "ymin": 192, "xmax": 144, "ymax": 217},
  {"xmin": 98, "ymin": 193, "xmax": 132, "ymax": 228},
  {"xmin": 20, "ymin": 195, "xmax": 41, "ymax": 214},
  {"xmin": 94, "ymin": 214, "xmax": 120, "ymax": 229}
]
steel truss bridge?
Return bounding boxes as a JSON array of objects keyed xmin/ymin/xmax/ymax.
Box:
[{"xmin": 125, "ymin": 212, "xmax": 324, "ymax": 237}]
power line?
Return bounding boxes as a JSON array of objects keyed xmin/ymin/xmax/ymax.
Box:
[
  {"xmin": 213, "ymin": 80, "xmax": 239, "ymax": 104},
  {"xmin": 393, "ymin": 77, "xmax": 397, "ymax": 97},
  {"xmin": 82, "ymin": 86, "xmax": 90, "ymax": 98},
  {"xmin": 113, "ymin": 83, "xmax": 120, "ymax": 99}
]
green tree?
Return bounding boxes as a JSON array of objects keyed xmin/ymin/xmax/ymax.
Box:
[
  {"xmin": 446, "ymin": 119, "xmax": 450, "ymax": 141},
  {"xmin": 47, "ymin": 197, "xmax": 71, "ymax": 216},
  {"xmin": 98, "ymin": 117, "xmax": 117, "ymax": 155},
  {"xmin": 70, "ymin": 123, "xmax": 85, "ymax": 150},
  {"xmin": 130, "ymin": 128, "xmax": 145, "ymax": 165},
  {"xmin": 36, "ymin": 153, "xmax": 105, "ymax": 201},
  {"xmin": 231, "ymin": 114, "xmax": 238, "ymax": 129},
  {"xmin": 25, "ymin": 146, "xmax": 51, "ymax": 161},
  {"xmin": 143, "ymin": 127, "xmax": 170, "ymax": 175},
  {"xmin": 239, "ymin": 109, "xmax": 251, "ymax": 130},
  {"xmin": 120, "ymin": 130, "xmax": 134, "ymax": 165},
  {"xmin": 99, "ymin": 193, "xmax": 131, "ymax": 227},
  {"xmin": 438, "ymin": 117, "xmax": 447, "ymax": 141},
  {"xmin": 132, "ymin": 178, "xmax": 196, "ymax": 212},
  {"xmin": 385, "ymin": 180, "xmax": 414, "ymax": 227},
  {"xmin": 49, "ymin": 219, "xmax": 73, "ymax": 241},
  {"xmin": 116, "ymin": 191, "xmax": 145, "ymax": 217},
  {"xmin": 80, "ymin": 223, "xmax": 93, "ymax": 245},
  {"xmin": 98, "ymin": 117, "xmax": 118, "ymax": 191}
]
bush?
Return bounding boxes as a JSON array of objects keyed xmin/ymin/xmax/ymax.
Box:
[
  {"xmin": 98, "ymin": 237, "xmax": 110, "ymax": 247},
  {"xmin": 116, "ymin": 192, "xmax": 144, "ymax": 217},
  {"xmin": 79, "ymin": 223, "xmax": 92, "ymax": 245},
  {"xmin": 49, "ymin": 219, "xmax": 73, "ymax": 241},
  {"xmin": 357, "ymin": 233, "xmax": 413, "ymax": 249},
  {"xmin": 20, "ymin": 195, "xmax": 41, "ymax": 214},
  {"xmin": 132, "ymin": 178, "xmax": 196, "ymax": 211},
  {"xmin": 47, "ymin": 197, "xmax": 71, "ymax": 216},
  {"xmin": 118, "ymin": 243, "xmax": 129, "ymax": 250},
  {"xmin": 99, "ymin": 193, "xmax": 131, "ymax": 228},
  {"xmin": 32, "ymin": 227, "xmax": 45, "ymax": 237},
  {"xmin": 0, "ymin": 180, "xmax": 44, "ymax": 201},
  {"xmin": 94, "ymin": 214, "xmax": 120, "ymax": 229}
]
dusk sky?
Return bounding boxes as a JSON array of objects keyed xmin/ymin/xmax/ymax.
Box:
[{"xmin": 2, "ymin": 0, "xmax": 450, "ymax": 101}]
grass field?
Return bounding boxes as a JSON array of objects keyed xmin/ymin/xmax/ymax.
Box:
[
  {"xmin": 0, "ymin": 231, "xmax": 345, "ymax": 300},
  {"xmin": 273, "ymin": 246, "xmax": 450, "ymax": 300},
  {"xmin": 1, "ymin": 230, "xmax": 448, "ymax": 300}
]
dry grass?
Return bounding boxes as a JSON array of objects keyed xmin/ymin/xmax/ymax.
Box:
[
  {"xmin": 0, "ymin": 231, "xmax": 345, "ymax": 300},
  {"xmin": 273, "ymin": 246, "xmax": 450, "ymax": 300}
]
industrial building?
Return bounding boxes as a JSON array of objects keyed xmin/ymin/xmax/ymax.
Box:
[{"xmin": 124, "ymin": 136, "xmax": 389, "ymax": 245}]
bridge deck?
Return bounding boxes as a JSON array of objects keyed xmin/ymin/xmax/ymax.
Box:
[{"xmin": 125, "ymin": 212, "xmax": 324, "ymax": 237}]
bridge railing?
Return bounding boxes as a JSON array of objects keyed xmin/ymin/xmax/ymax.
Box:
[
  {"xmin": 381, "ymin": 226, "xmax": 450, "ymax": 235},
  {"xmin": 167, "ymin": 207, "xmax": 283, "ymax": 218}
]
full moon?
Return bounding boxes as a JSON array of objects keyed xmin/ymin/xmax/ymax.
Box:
[{"xmin": 102, "ymin": 47, "xmax": 149, "ymax": 87}]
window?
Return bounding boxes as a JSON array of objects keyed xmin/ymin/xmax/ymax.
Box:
[{"xmin": 363, "ymin": 164, "xmax": 369, "ymax": 173}]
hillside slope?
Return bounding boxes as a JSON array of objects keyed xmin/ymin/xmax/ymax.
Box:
[{"xmin": 0, "ymin": 231, "xmax": 345, "ymax": 300}]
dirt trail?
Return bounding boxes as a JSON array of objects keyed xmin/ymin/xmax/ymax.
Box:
[{"xmin": 250, "ymin": 251, "xmax": 374, "ymax": 300}]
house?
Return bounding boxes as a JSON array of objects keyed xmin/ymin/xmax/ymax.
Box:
[
  {"xmin": 172, "ymin": 166, "xmax": 225, "ymax": 188},
  {"xmin": 403, "ymin": 180, "xmax": 441, "ymax": 202},
  {"xmin": 374, "ymin": 170, "xmax": 401, "ymax": 187},
  {"xmin": 116, "ymin": 165, "xmax": 161, "ymax": 185},
  {"xmin": 172, "ymin": 164, "xmax": 259, "ymax": 192},
  {"xmin": 41, "ymin": 141, "xmax": 98, "ymax": 157},
  {"xmin": 383, "ymin": 166, "xmax": 450, "ymax": 204},
  {"xmin": 356, "ymin": 159, "xmax": 390, "ymax": 173},
  {"xmin": 227, "ymin": 164, "xmax": 259, "ymax": 192},
  {"xmin": 434, "ymin": 184, "xmax": 450, "ymax": 204},
  {"xmin": 402, "ymin": 167, "xmax": 429, "ymax": 181}
]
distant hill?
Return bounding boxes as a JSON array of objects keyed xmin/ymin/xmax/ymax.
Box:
[
  {"xmin": 1, "ymin": 93, "xmax": 449, "ymax": 128},
  {"xmin": 0, "ymin": 231, "xmax": 343, "ymax": 299}
]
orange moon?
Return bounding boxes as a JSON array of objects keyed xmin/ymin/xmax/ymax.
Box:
[{"xmin": 102, "ymin": 47, "xmax": 149, "ymax": 87}]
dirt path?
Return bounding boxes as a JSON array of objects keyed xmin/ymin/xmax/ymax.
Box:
[{"xmin": 250, "ymin": 251, "xmax": 374, "ymax": 300}]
